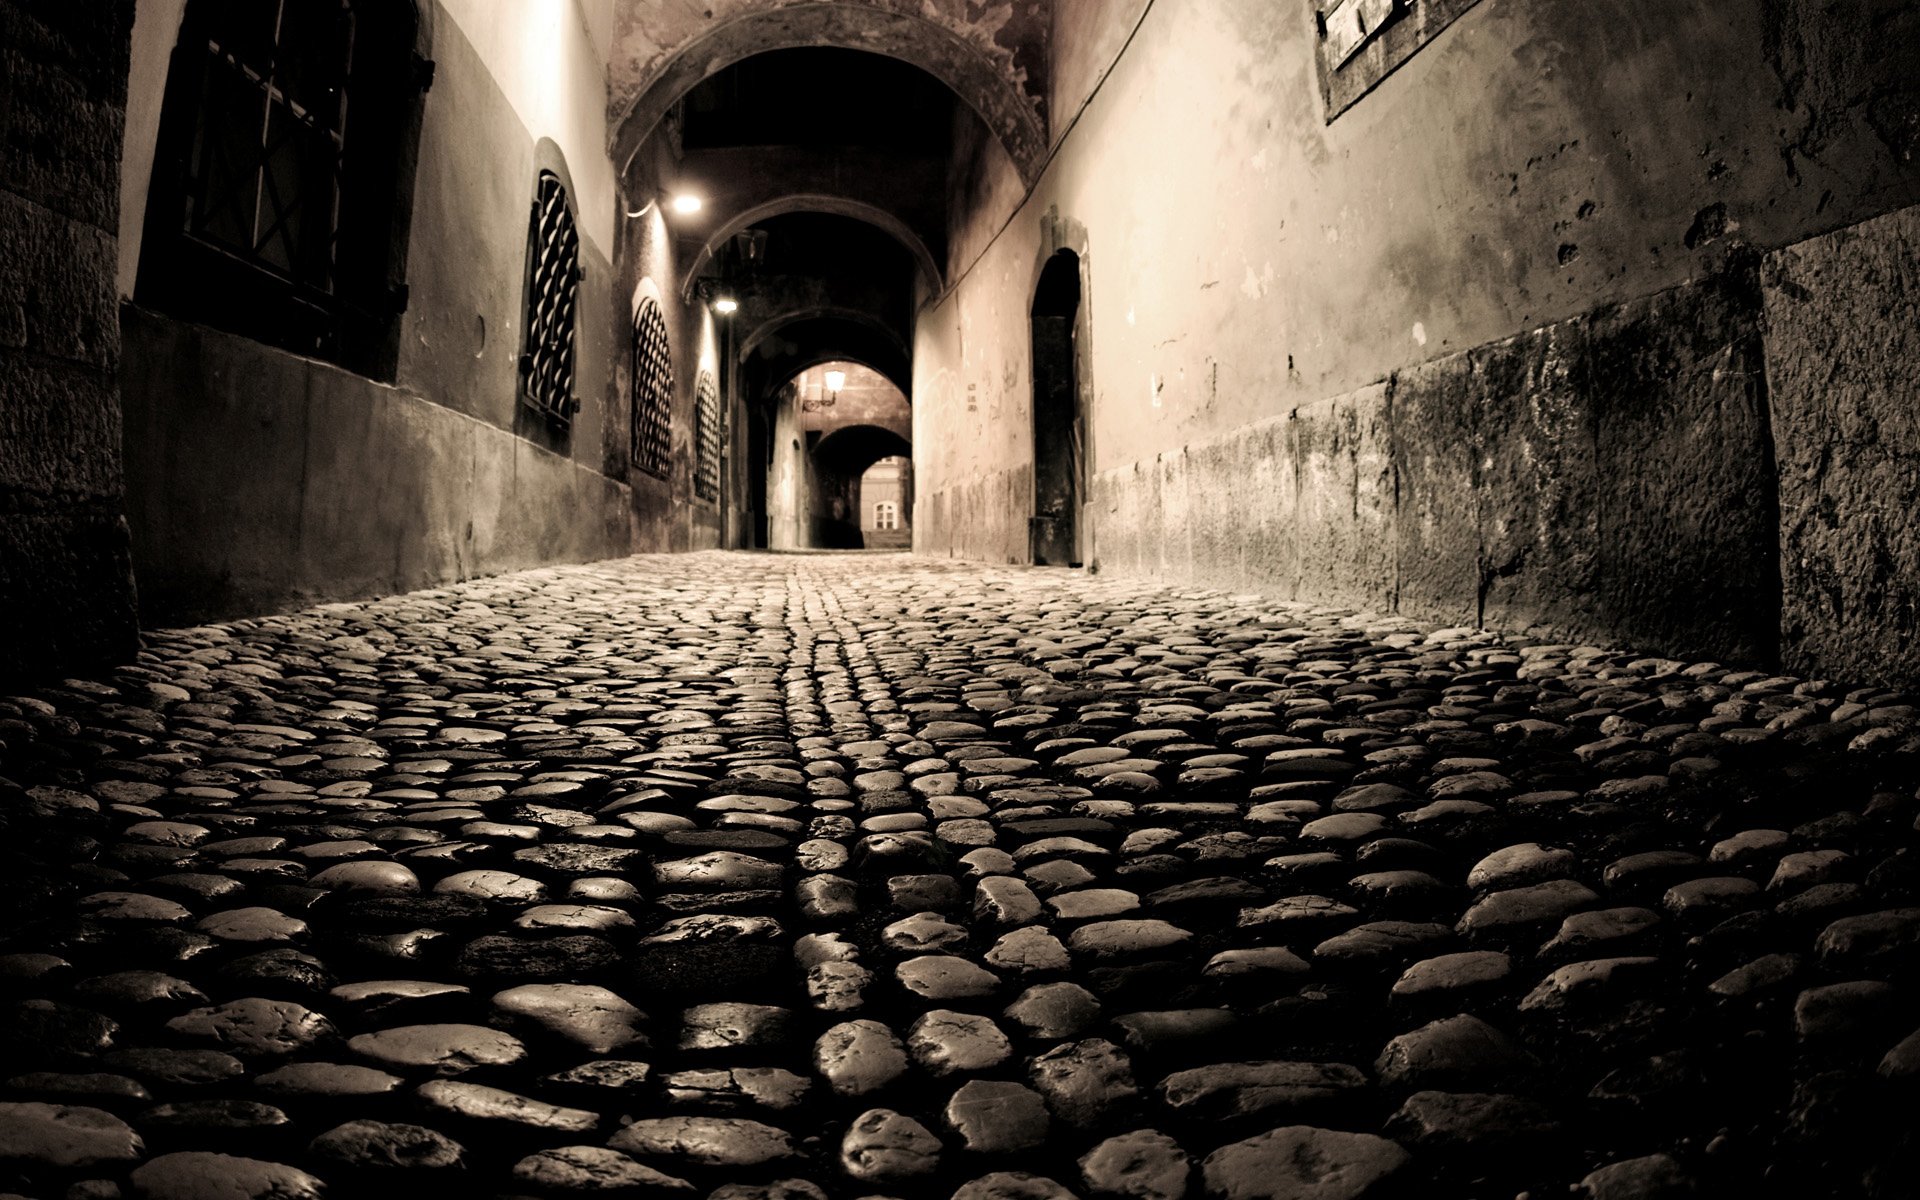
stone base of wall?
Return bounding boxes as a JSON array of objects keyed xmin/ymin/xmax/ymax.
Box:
[
  {"xmin": 927, "ymin": 200, "xmax": 1920, "ymax": 686},
  {"xmin": 0, "ymin": 507, "xmax": 137, "ymax": 679},
  {"xmin": 0, "ymin": 0, "xmax": 138, "ymax": 682},
  {"xmin": 1080, "ymin": 270, "xmax": 1779, "ymax": 666},
  {"xmin": 1764, "ymin": 205, "xmax": 1920, "ymax": 684},
  {"xmin": 919, "ymin": 464, "xmax": 1032, "ymax": 565},
  {"xmin": 121, "ymin": 306, "xmax": 633, "ymax": 626}
]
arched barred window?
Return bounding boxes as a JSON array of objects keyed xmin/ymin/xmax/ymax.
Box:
[
  {"xmin": 693, "ymin": 369, "xmax": 720, "ymax": 500},
  {"xmin": 520, "ymin": 170, "xmax": 581, "ymax": 428},
  {"xmin": 631, "ymin": 298, "xmax": 673, "ymax": 478}
]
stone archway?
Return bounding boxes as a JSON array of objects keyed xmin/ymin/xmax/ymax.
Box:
[{"xmin": 610, "ymin": 3, "xmax": 1047, "ymax": 186}]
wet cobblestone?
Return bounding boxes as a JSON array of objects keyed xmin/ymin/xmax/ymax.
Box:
[{"xmin": 2, "ymin": 552, "xmax": 1919, "ymax": 1197}]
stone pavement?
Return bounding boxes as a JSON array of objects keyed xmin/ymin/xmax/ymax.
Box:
[{"xmin": 2, "ymin": 552, "xmax": 1918, "ymax": 1199}]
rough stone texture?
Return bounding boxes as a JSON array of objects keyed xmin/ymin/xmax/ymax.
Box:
[
  {"xmin": 608, "ymin": 0, "xmax": 1051, "ymax": 182},
  {"xmin": 1201, "ymin": 1126, "xmax": 1409, "ymax": 1200},
  {"xmin": 1764, "ymin": 202, "xmax": 1920, "ymax": 686},
  {"xmin": 1081, "ymin": 271, "xmax": 1778, "ymax": 667},
  {"xmin": 0, "ymin": 552, "xmax": 1917, "ymax": 1197},
  {"xmin": 0, "ymin": 0, "xmax": 138, "ymax": 682}
]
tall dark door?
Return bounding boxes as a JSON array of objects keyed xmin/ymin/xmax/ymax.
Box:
[
  {"xmin": 746, "ymin": 403, "xmax": 770, "ymax": 550},
  {"xmin": 1031, "ymin": 251, "xmax": 1082, "ymax": 566}
]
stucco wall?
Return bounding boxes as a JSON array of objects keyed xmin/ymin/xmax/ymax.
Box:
[
  {"xmin": 917, "ymin": 0, "xmax": 1920, "ymax": 674},
  {"xmin": 116, "ymin": 0, "xmax": 639, "ymax": 625},
  {"xmin": 0, "ymin": 0, "xmax": 139, "ymax": 680}
]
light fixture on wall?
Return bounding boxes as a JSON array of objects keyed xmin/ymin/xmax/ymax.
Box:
[
  {"xmin": 624, "ymin": 192, "xmax": 706, "ymax": 219},
  {"xmin": 801, "ymin": 369, "xmax": 843, "ymax": 413},
  {"xmin": 712, "ymin": 297, "xmax": 739, "ymax": 314}
]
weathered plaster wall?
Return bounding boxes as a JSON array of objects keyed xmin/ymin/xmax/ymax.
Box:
[
  {"xmin": 1764, "ymin": 205, "xmax": 1920, "ymax": 683},
  {"xmin": 117, "ymin": 0, "xmax": 635, "ymax": 625},
  {"xmin": 121, "ymin": 310, "xmax": 630, "ymax": 622},
  {"xmin": 617, "ymin": 132, "xmax": 728, "ymax": 555},
  {"xmin": 918, "ymin": 0, "xmax": 1920, "ymax": 672},
  {"xmin": 0, "ymin": 0, "xmax": 139, "ymax": 680},
  {"xmin": 1046, "ymin": 0, "xmax": 1149, "ymax": 142}
]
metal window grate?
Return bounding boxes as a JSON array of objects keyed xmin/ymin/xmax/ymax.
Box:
[
  {"xmin": 693, "ymin": 368, "xmax": 721, "ymax": 500},
  {"xmin": 631, "ymin": 298, "xmax": 673, "ymax": 477},
  {"xmin": 521, "ymin": 170, "xmax": 581, "ymax": 428},
  {"xmin": 186, "ymin": 0, "xmax": 355, "ymax": 297}
]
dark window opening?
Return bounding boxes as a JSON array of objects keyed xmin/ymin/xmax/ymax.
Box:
[
  {"xmin": 693, "ymin": 368, "xmax": 721, "ymax": 501},
  {"xmin": 137, "ymin": 0, "xmax": 425, "ymax": 379},
  {"xmin": 631, "ymin": 298, "xmax": 673, "ymax": 479},
  {"xmin": 1030, "ymin": 249, "xmax": 1084, "ymax": 568},
  {"xmin": 1315, "ymin": 0, "xmax": 1483, "ymax": 121},
  {"xmin": 520, "ymin": 170, "xmax": 581, "ymax": 430}
]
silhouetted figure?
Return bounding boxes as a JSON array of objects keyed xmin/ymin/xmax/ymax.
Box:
[{"xmin": 821, "ymin": 496, "xmax": 865, "ymax": 549}]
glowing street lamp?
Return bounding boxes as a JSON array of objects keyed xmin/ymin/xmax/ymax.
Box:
[
  {"xmin": 625, "ymin": 192, "xmax": 706, "ymax": 219},
  {"xmin": 712, "ymin": 297, "xmax": 739, "ymax": 314}
]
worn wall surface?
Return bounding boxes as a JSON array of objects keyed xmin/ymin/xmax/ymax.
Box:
[
  {"xmin": 0, "ymin": 0, "xmax": 139, "ymax": 680},
  {"xmin": 1764, "ymin": 205, "xmax": 1920, "ymax": 683},
  {"xmin": 117, "ymin": 0, "xmax": 637, "ymax": 625},
  {"xmin": 917, "ymin": 0, "xmax": 1920, "ymax": 671},
  {"xmin": 618, "ymin": 131, "xmax": 729, "ymax": 556},
  {"xmin": 121, "ymin": 309, "xmax": 630, "ymax": 621}
]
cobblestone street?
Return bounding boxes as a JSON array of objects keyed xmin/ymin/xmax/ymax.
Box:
[{"xmin": 3, "ymin": 551, "xmax": 1918, "ymax": 1199}]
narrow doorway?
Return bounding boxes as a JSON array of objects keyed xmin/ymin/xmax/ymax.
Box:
[{"xmin": 1030, "ymin": 250, "xmax": 1082, "ymax": 566}]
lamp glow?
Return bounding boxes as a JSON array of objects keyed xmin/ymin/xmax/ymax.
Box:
[
  {"xmin": 670, "ymin": 194, "xmax": 703, "ymax": 214},
  {"xmin": 712, "ymin": 297, "xmax": 739, "ymax": 314},
  {"xmin": 823, "ymin": 370, "xmax": 847, "ymax": 393}
]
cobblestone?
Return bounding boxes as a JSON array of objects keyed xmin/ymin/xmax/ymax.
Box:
[{"xmin": 2, "ymin": 552, "xmax": 1919, "ymax": 1196}]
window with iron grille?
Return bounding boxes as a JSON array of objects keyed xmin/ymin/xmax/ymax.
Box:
[
  {"xmin": 1315, "ymin": 0, "xmax": 1483, "ymax": 121},
  {"xmin": 693, "ymin": 369, "xmax": 721, "ymax": 500},
  {"xmin": 631, "ymin": 298, "xmax": 673, "ymax": 478},
  {"xmin": 520, "ymin": 171, "xmax": 582, "ymax": 429},
  {"xmin": 137, "ymin": 0, "xmax": 426, "ymax": 378}
]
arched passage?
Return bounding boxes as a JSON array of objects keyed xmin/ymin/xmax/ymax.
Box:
[
  {"xmin": 611, "ymin": 4, "xmax": 1046, "ymax": 186},
  {"xmin": 744, "ymin": 316, "xmax": 911, "ymax": 397},
  {"xmin": 762, "ymin": 362, "xmax": 911, "ymax": 551},
  {"xmin": 681, "ymin": 196, "xmax": 943, "ymax": 299}
]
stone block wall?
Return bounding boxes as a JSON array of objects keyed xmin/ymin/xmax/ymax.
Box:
[
  {"xmin": 1091, "ymin": 272, "xmax": 1781, "ymax": 666},
  {"xmin": 0, "ymin": 0, "xmax": 139, "ymax": 680},
  {"xmin": 1764, "ymin": 206, "xmax": 1920, "ymax": 683}
]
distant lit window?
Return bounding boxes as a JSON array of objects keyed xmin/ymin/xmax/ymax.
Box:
[
  {"xmin": 631, "ymin": 297, "xmax": 672, "ymax": 478},
  {"xmin": 873, "ymin": 501, "xmax": 899, "ymax": 530},
  {"xmin": 522, "ymin": 170, "xmax": 581, "ymax": 429},
  {"xmin": 137, "ymin": 0, "xmax": 429, "ymax": 378}
]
